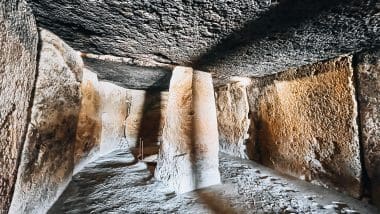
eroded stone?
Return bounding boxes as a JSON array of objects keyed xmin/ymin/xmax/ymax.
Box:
[
  {"xmin": 0, "ymin": 1, "xmax": 38, "ymax": 212},
  {"xmin": 249, "ymin": 56, "xmax": 362, "ymax": 198},
  {"xmin": 215, "ymin": 82, "xmax": 250, "ymax": 158},
  {"xmin": 355, "ymin": 49, "xmax": 380, "ymax": 206},
  {"xmin": 9, "ymin": 29, "xmax": 83, "ymax": 214}
]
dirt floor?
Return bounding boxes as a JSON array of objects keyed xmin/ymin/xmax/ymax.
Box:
[{"xmin": 48, "ymin": 150, "xmax": 378, "ymax": 214}]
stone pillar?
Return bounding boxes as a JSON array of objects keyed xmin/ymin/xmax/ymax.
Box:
[
  {"xmin": 192, "ymin": 70, "xmax": 221, "ymax": 189},
  {"xmin": 155, "ymin": 67, "xmax": 220, "ymax": 193}
]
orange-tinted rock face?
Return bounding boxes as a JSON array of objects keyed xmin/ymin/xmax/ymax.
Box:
[
  {"xmin": 216, "ymin": 57, "xmax": 363, "ymax": 198},
  {"xmin": 215, "ymin": 82, "xmax": 250, "ymax": 158},
  {"xmin": 10, "ymin": 29, "xmax": 83, "ymax": 214},
  {"xmin": 74, "ymin": 70, "xmax": 129, "ymax": 170},
  {"xmin": 356, "ymin": 50, "xmax": 380, "ymax": 206},
  {"xmin": 0, "ymin": 1, "xmax": 38, "ymax": 212},
  {"xmin": 251, "ymin": 57, "xmax": 362, "ymax": 198},
  {"xmin": 74, "ymin": 69, "xmax": 102, "ymax": 165}
]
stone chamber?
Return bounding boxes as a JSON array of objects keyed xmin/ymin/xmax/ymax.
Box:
[{"xmin": 0, "ymin": 0, "xmax": 379, "ymax": 213}]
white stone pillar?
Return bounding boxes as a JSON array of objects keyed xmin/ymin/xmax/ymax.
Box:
[
  {"xmin": 155, "ymin": 66, "xmax": 220, "ymax": 193},
  {"xmin": 192, "ymin": 70, "xmax": 221, "ymax": 188}
]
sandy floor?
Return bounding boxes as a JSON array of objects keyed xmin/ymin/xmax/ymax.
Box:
[{"xmin": 49, "ymin": 150, "xmax": 378, "ymax": 214}]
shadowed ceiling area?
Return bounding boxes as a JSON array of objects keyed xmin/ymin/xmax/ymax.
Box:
[{"xmin": 29, "ymin": 0, "xmax": 379, "ymax": 87}]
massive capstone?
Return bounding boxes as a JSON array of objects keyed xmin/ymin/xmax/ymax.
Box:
[{"xmin": 29, "ymin": 0, "xmax": 379, "ymax": 86}]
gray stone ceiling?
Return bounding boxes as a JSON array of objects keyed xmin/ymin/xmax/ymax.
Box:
[{"xmin": 29, "ymin": 0, "xmax": 379, "ymax": 88}]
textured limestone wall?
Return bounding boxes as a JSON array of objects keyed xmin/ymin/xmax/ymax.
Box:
[
  {"xmin": 124, "ymin": 90, "xmax": 168, "ymax": 148},
  {"xmin": 9, "ymin": 29, "xmax": 83, "ymax": 214},
  {"xmin": 356, "ymin": 49, "xmax": 380, "ymax": 206},
  {"xmin": 215, "ymin": 82, "xmax": 250, "ymax": 158},
  {"xmin": 156, "ymin": 67, "xmax": 220, "ymax": 193},
  {"xmin": 249, "ymin": 57, "xmax": 362, "ymax": 198},
  {"xmin": 215, "ymin": 57, "xmax": 363, "ymax": 197},
  {"xmin": 0, "ymin": 1, "xmax": 38, "ymax": 212}
]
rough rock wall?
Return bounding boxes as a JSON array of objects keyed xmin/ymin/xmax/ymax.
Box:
[
  {"xmin": 74, "ymin": 69, "xmax": 102, "ymax": 166},
  {"xmin": 124, "ymin": 90, "xmax": 168, "ymax": 148},
  {"xmin": 0, "ymin": 1, "xmax": 38, "ymax": 212},
  {"xmin": 215, "ymin": 82, "xmax": 250, "ymax": 158},
  {"xmin": 9, "ymin": 29, "xmax": 83, "ymax": 214},
  {"xmin": 216, "ymin": 57, "xmax": 362, "ymax": 198},
  {"xmin": 355, "ymin": 49, "xmax": 380, "ymax": 206},
  {"xmin": 251, "ymin": 57, "xmax": 362, "ymax": 198},
  {"xmin": 156, "ymin": 67, "xmax": 220, "ymax": 193}
]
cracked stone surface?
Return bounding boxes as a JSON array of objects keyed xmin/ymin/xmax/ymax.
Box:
[
  {"xmin": 48, "ymin": 150, "xmax": 378, "ymax": 214},
  {"xmin": 28, "ymin": 0, "xmax": 379, "ymax": 87},
  {"xmin": 0, "ymin": 1, "xmax": 38, "ymax": 211},
  {"xmin": 9, "ymin": 29, "xmax": 83, "ymax": 214},
  {"xmin": 356, "ymin": 49, "xmax": 380, "ymax": 207}
]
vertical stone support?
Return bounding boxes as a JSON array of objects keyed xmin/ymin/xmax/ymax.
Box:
[
  {"xmin": 155, "ymin": 66, "xmax": 220, "ymax": 193},
  {"xmin": 192, "ymin": 70, "xmax": 221, "ymax": 189}
]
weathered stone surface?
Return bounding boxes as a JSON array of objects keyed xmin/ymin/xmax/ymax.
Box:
[
  {"xmin": 124, "ymin": 90, "xmax": 168, "ymax": 148},
  {"xmin": 156, "ymin": 67, "xmax": 220, "ymax": 193},
  {"xmin": 215, "ymin": 82, "xmax": 250, "ymax": 158},
  {"xmin": 355, "ymin": 49, "xmax": 380, "ymax": 206},
  {"xmin": 84, "ymin": 57, "xmax": 172, "ymax": 90},
  {"xmin": 98, "ymin": 81, "xmax": 128, "ymax": 153},
  {"xmin": 74, "ymin": 69, "xmax": 102, "ymax": 166},
  {"xmin": 9, "ymin": 29, "xmax": 83, "ymax": 214},
  {"xmin": 155, "ymin": 66, "xmax": 194, "ymax": 193},
  {"xmin": 192, "ymin": 70, "xmax": 221, "ymax": 189},
  {"xmin": 29, "ymin": 0, "xmax": 379, "ymax": 86},
  {"xmin": 0, "ymin": 1, "xmax": 38, "ymax": 212},
  {"xmin": 247, "ymin": 56, "xmax": 362, "ymax": 198}
]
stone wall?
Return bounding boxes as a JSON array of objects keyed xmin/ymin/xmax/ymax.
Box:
[
  {"xmin": 356, "ymin": 49, "xmax": 380, "ymax": 206},
  {"xmin": 216, "ymin": 56, "xmax": 363, "ymax": 198},
  {"xmin": 9, "ymin": 29, "xmax": 83, "ymax": 214},
  {"xmin": 124, "ymin": 90, "xmax": 168, "ymax": 148},
  {"xmin": 0, "ymin": 1, "xmax": 38, "ymax": 212},
  {"xmin": 215, "ymin": 82, "xmax": 250, "ymax": 158}
]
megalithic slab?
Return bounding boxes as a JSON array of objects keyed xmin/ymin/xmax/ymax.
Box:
[{"xmin": 155, "ymin": 66, "xmax": 220, "ymax": 194}]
